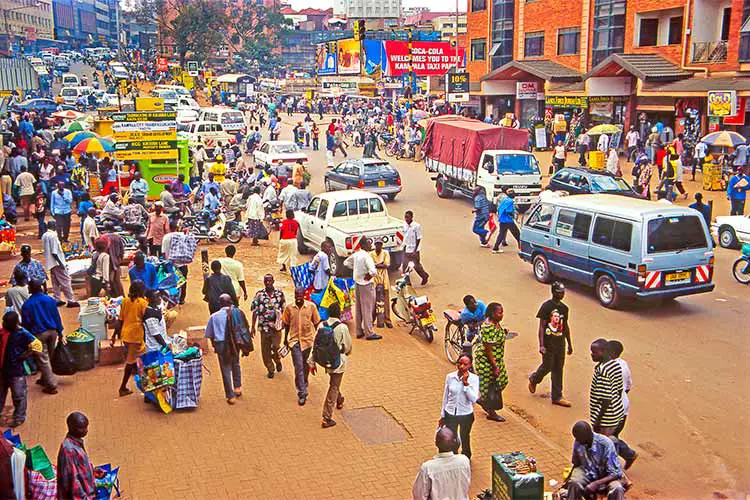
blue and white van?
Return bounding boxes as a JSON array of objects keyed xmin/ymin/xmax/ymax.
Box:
[{"xmin": 519, "ymin": 194, "xmax": 715, "ymax": 308}]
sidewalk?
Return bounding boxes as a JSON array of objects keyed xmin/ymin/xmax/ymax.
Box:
[{"xmin": 4, "ymin": 229, "xmax": 570, "ymax": 499}]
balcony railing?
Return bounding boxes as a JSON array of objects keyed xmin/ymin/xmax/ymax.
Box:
[{"xmin": 691, "ymin": 40, "xmax": 728, "ymax": 63}]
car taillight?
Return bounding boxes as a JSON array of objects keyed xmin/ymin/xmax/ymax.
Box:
[
  {"xmin": 345, "ymin": 237, "xmax": 353, "ymax": 250},
  {"xmin": 274, "ymin": 159, "xmax": 283, "ymax": 164},
  {"xmin": 637, "ymin": 264, "xmax": 647, "ymax": 284},
  {"xmin": 358, "ymin": 180, "xmax": 364, "ymax": 188},
  {"xmin": 396, "ymin": 176, "xmax": 401, "ymax": 186}
]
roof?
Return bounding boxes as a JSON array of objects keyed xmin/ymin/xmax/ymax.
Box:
[
  {"xmin": 481, "ymin": 60, "xmax": 582, "ymax": 82},
  {"xmin": 584, "ymin": 53, "xmax": 692, "ymax": 81},
  {"xmin": 643, "ymin": 76, "xmax": 750, "ymax": 93},
  {"xmin": 546, "ymin": 194, "xmax": 696, "ymax": 218},
  {"xmin": 314, "ymin": 189, "xmax": 383, "ymax": 202}
]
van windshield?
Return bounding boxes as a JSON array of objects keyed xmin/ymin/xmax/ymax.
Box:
[
  {"xmin": 495, "ymin": 154, "xmax": 539, "ymax": 175},
  {"xmin": 647, "ymin": 215, "xmax": 708, "ymax": 253}
]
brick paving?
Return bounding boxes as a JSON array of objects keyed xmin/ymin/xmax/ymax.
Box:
[{"xmin": 3, "ymin": 223, "xmax": 570, "ymax": 499}]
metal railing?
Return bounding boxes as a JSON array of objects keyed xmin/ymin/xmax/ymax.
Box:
[{"xmin": 691, "ymin": 40, "xmax": 728, "ymax": 63}]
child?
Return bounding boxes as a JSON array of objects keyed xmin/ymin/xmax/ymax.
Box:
[
  {"xmin": 607, "ymin": 340, "xmax": 632, "ymax": 436},
  {"xmin": 0, "ymin": 310, "xmax": 43, "ymax": 427}
]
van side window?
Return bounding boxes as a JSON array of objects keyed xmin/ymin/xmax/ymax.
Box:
[
  {"xmin": 592, "ymin": 217, "xmax": 632, "ymax": 252},
  {"xmin": 526, "ymin": 204, "xmax": 555, "ymax": 232},
  {"xmin": 317, "ymin": 200, "xmax": 329, "ymax": 220},
  {"xmin": 358, "ymin": 199, "xmax": 369, "ymax": 214},
  {"xmin": 347, "ymin": 200, "xmax": 358, "ymax": 215},
  {"xmin": 555, "ymin": 210, "xmax": 592, "ymax": 240}
]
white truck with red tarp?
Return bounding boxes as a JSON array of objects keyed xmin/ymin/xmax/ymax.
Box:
[{"xmin": 422, "ymin": 116, "xmax": 542, "ymax": 212}]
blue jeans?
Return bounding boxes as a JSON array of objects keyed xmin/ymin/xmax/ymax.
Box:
[
  {"xmin": 215, "ymin": 342, "xmax": 241, "ymax": 399},
  {"xmin": 291, "ymin": 343, "xmax": 311, "ymax": 398},
  {"xmin": 472, "ymin": 216, "xmax": 489, "ymax": 244}
]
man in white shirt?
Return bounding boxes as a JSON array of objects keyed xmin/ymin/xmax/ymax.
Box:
[
  {"xmin": 41, "ymin": 220, "xmax": 78, "ymax": 307},
  {"xmin": 344, "ymin": 238, "xmax": 381, "ymax": 340},
  {"xmin": 412, "ymin": 427, "xmax": 471, "ymax": 500},
  {"xmin": 402, "ymin": 210, "xmax": 429, "ymax": 286},
  {"xmin": 81, "ymin": 207, "xmax": 99, "ymax": 250},
  {"xmin": 262, "ymin": 180, "xmax": 278, "ymax": 206},
  {"xmin": 553, "ymin": 140, "xmax": 566, "ymax": 172},
  {"xmin": 625, "ymin": 126, "xmax": 640, "ymax": 162},
  {"xmin": 597, "ymin": 133, "xmax": 609, "ymax": 152},
  {"xmin": 692, "ymin": 141, "xmax": 707, "ymax": 181},
  {"xmin": 245, "ymin": 186, "xmax": 265, "ymax": 245}
]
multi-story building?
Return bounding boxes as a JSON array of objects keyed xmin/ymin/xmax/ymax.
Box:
[
  {"xmin": 76, "ymin": 0, "xmax": 98, "ymax": 46},
  {"xmin": 0, "ymin": 0, "xmax": 55, "ymax": 55},
  {"xmin": 403, "ymin": 11, "xmax": 467, "ymax": 46},
  {"xmin": 52, "ymin": 0, "xmax": 75, "ymax": 44},
  {"xmin": 334, "ymin": 0, "xmax": 401, "ymax": 26},
  {"xmin": 466, "ymin": 0, "xmax": 749, "ymax": 134}
]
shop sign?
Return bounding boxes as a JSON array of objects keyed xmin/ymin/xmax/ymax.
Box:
[
  {"xmin": 112, "ymin": 129, "xmax": 176, "ymax": 142},
  {"xmin": 115, "ymin": 149, "xmax": 178, "ymax": 161},
  {"xmin": 707, "ymin": 90, "xmax": 737, "ymax": 117},
  {"xmin": 153, "ymin": 174, "xmax": 178, "ymax": 185},
  {"xmin": 110, "ymin": 111, "xmax": 177, "ymax": 122},
  {"xmin": 516, "ymin": 82, "xmax": 538, "ymax": 100},
  {"xmin": 337, "ymin": 39, "xmax": 361, "ymax": 75},
  {"xmin": 723, "ymin": 97, "xmax": 747, "ymax": 126},
  {"xmin": 135, "ymin": 97, "xmax": 164, "ymax": 111},
  {"xmin": 446, "ymin": 72, "xmax": 470, "ymax": 94},
  {"xmin": 545, "ymin": 96, "xmax": 588, "ymax": 108},
  {"xmin": 115, "ymin": 140, "xmax": 177, "ymax": 151},
  {"xmin": 448, "ymin": 93, "xmax": 469, "ymax": 103},
  {"xmin": 186, "ymin": 61, "xmax": 199, "ymax": 76},
  {"xmin": 156, "ymin": 57, "xmax": 169, "ymax": 72},
  {"xmin": 383, "ymin": 41, "xmax": 465, "ymax": 77},
  {"xmin": 112, "ymin": 121, "xmax": 177, "ymax": 132}
]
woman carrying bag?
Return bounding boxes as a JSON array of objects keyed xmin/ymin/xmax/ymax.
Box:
[
  {"xmin": 439, "ymin": 354, "xmax": 479, "ymax": 458},
  {"xmin": 473, "ymin": 302, "xmax": 508, "ymax": 422}
]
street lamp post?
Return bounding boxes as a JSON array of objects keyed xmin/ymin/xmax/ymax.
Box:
[{"xmin": 407, "ymin": 28, "xmax": 413, "ymax": 123}]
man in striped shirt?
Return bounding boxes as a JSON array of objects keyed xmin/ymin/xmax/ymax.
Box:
[{"xmin": 589, "ymin": 339, "xmax": 637, "ymax": 469}]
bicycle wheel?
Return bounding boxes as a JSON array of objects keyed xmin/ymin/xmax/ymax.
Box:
[
  {"xmin": 391, "ymin": 296, "xmax": 410, "ymax": 322},
  {"xmin": 384, "ymin": 141, "xmax": 397, "ymax": 158},
  {"xmin": 732, "ymin": 258, "xmax": 750, "ymax": 284},
  {"xmin": 444, "ymin": 322, "xmax": 464, "ymax": 363}
]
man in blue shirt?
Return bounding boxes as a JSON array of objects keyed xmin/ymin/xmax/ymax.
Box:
[
  {"xmin": 492, "ymin": 190, "xmax": 521, "ymax": 253},
  {"xmin": 567, "ymin": 421, "xmax": 625, "ymax": 500},
  {"xmin": 20, "ymin": 279, "xmax": 64, "ymax": 394},
  {"xmin": 459, "ymin": 295, "xmax": 486, "ymax": 342},
  {"xmin": 471, "ymin": 187, "xmax": 490, "ymax": 247},
  {"xmin": 128, "ymin": 253, "xmax": 158, "ymax": 291},
  {"xmin": 128, "ymin": 170, "xmax": 149, "ymax": 207},
  {"xmin": 727, "ymin": 165, "xmax": 750, "ymax": 215},
  {"xmin": 200, "ymin": 173, "xmax": 220, "ymax": 198},
  {"xmin": 49, "ymin": 181, "xmax": 73, "ymax": 242}
]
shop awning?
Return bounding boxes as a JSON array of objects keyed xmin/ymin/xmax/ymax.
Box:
[
  {"xmin": 642, "ymin": 76, "xmax": 750, "ymax": 94},
  {"xmin": 584, "ymin": 53, "xmax": 692, "ymax": 82},
  {"xmin": 480, "ymin": 59, "xmax": 582, "ymax": 83}
]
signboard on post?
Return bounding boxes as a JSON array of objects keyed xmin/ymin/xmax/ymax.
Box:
[
  {"xmin": 446, "ymin": 71, "xmax": 469, "ymax": 102},
  {"xmin": 516, "ymin": 82, "xmax": 538, "ymax": 100},
  {"xmin": 113, "ymin": 111, "xmax": 178, "ymax": 162},
  {"xmin": 186, "ymin": 61, "xmax": 199, "ymax": 76},
  {"xmin": 707, "ymin": 90, "xmax": 737, "ymax": 117}
]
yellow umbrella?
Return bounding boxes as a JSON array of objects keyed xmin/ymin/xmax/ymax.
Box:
[
  {"xmin": 587, "ymin": 124, "xmax": 621, "ymax": 135},
  {"xmin": 700, "ymin": 130, "xmax": 746, "ymax": 148}
]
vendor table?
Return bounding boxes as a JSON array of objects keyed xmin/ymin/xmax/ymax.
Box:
[{"xmin": 492, "ymin": 452, "xmax": 544, "ymax": 500}]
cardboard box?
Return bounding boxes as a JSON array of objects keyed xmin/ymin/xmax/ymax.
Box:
[{"xmin": 98, "ymin": 341, "xmax": 126, "ymax": 366}]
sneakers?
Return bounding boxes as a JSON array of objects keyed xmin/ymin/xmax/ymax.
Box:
[
  {"xmin": 267, "ymin": 371, "xmax": 275, "ymax": 379},
  {"xmin": 366, "ymin": 334, "xmax": 382, "ymax": 340},
  {"xmin": 552, "ymin": 399, "xmax": 572, "ymax": 408},
  {"xmin": 275, "ymin": 360, "xmax": 283, "ymax": 372},
  {"xmin": 528, "ymin": 380, "xmax": 537, "ymax": 394},
  {"xmin": 234, "ymin": 388, "xmax": 242, "ymax": 397},
  {"xmin": 480, "ymin": 243, "xmax": 490, "ymax": 248},
  {"xmin": 298, "ymin": 395, "xmax": 307, "ymax": 406},
  {"xmin": 321, "ymin": 418, "xmax": 337, "ymax": 429},
  {"xmin": 336, "ymin": 396, "xmax": 345, "ymax": 410},
  {"xmin": 492, "ymin": 249, "xmax": 504, "ymax": 254}
]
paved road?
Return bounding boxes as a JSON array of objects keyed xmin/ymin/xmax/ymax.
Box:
[{"xmin": 275, "ymin": 115, "xmax": 749, "ymax": 498}]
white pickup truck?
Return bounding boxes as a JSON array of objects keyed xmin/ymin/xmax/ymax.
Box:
[{"xmin": 295, "ymin": 190, "xmax": 405, "ymax": 275}]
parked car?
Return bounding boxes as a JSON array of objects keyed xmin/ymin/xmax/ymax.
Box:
[
  {"xmin": 185, "ymin": 121, "xmax": 234, "ymax": 149},
  {"xmin": 253, "ymin": 141, "xmax": 307, "ymax": 170},
  {"xmin": 712, "ymin": 214, "xmax": 750, "ymax": 248},
  {"xmin": 324, "ymin": 158, "xmax": 402, "ymax": 200},
  {"xmin": 547, "ymin": 167, "xmax": 641, "ymax": 198},
  {"xmin": 295, "ymin": 190, "xmax": 406, "ymax": 276},
  {"xmin": 12, "ymin": 99, "xmax": 73, "ymax": 114}
]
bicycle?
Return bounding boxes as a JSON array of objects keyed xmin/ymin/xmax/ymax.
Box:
[{"xmin": 443, "ymin": 310, "xmax": 481, "ymax": 363}]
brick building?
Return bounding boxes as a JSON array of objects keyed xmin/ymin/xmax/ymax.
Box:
[{"xmin": 465, "ymin": 0, "xmax": 750, "ymax": 136}]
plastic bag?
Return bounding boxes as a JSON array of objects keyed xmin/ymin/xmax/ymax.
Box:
[
  {"xmin": 51, "ymin": 337, "xmax": 78, "ymax": 376},
  {"xmin": 26, "ymin": 445, "xmax": 55, "ymax": 480}
]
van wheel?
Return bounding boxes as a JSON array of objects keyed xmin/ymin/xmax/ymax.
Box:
[
  {"xmin": 436, "ymin": 178, "xmax": 453, "ymax": 199},
  {"xmin": 595, "ymin": 275, "xmax": 620, "ymax": 309},
  {"xmin": 532, "ymin": 254, "xmax": 551, "ymax": 283},
  {"xmin": 718, "ymin": 226, "xmax": 738, "ymax": 249}
]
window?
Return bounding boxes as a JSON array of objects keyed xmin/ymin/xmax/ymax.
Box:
[
  {"xmin": 472, "ymin": 0, "xmax": 486, "ymax": 10},
  {"xmin": 646, "ymin": 216, "xmax": 707, "ymax": 253},
  {"xmin": 721, "ymin": 7, "xmax": 732, "ymax": 41},
  {"xmin": 592, "ymin": 217, "xmax": 632, "ymax": 252},
  {"xmin": 638, "ymin": 18, "xmax": 658, "ymax": 46},
  {"xmin": 592, "ymin": 0, "xmax": 626, "ymax": 65},
  {"xmin": 347, "ymin": 200, "xmax": 358, "ymax": 215},
  {"xmin": 668, "ymin": 16, "xmax": 682, "ymax": 45},
  {"xmin": 471, "ymin": 39, "xmax": 486, "ymax": 60},
  {"xmin": 491, "ymin": 0, "xmax": 515, "ymax": 69},
  {"xmin": 306, "ymin": 198, "xmax": 320, "ymax": 216},
  {"xmin": 368, "ymin": 197, "xmax": 384, "ymax": 213},
  {"xmin": 555, "ymin": 210, "xmax": 592, "ymax": 240},
  {"xmin": 524, "ymin": 31, "xmax": 544, "ymax": 57},
  {"xmin": 557, "ymin": 27, "xmax": 580, "ymax": 55},
  {"xmin": 526, "ymin": 204, "xmax": 555, "ymax": 232},
  {"xmin": 317, "ymin": 200, "xmax": 329, "ymax": 220}
]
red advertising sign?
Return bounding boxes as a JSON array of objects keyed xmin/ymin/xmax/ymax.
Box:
[
  {"xmin": 157, "ymin": 57, "xmax": 169, "ymax": 72},
  {"xmin": 384, "ymin": 41, "xmax": 465, "ymax": 77},
  {"xmin": 723, "ymin": 97, "xmax": 747, "ymax": 126}
]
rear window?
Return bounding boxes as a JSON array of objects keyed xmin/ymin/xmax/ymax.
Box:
[
  {"xmin": 363, "ymin": 162, "xmax": 395, "ymax": 174},
  {"xmin": 61, "ymin": 88, "xmax": 77, "ymax": 96},
  {"xmin": 647, "ymin": 216, "xmax": 707, "ymax": 253},
  {"xmin": 592, "ymin": 217, "xmax": 632, "ymax": 252},
  {"xmin": 271, "ymin": 144, "xmax": 300, "ymax": 154},
  {"xmin": 221, "ymin": 112, "xmax": 244, "ymax": 124},
  {"xmin": 332, "ymin": 202, "xmax": 347, "ymax": 217},
  {"xmin": 368, "ymin": 197, "xmax": 384, "ymax": 213}
]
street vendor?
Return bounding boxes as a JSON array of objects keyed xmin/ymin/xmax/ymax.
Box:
[
  {"xmin": 143, "ymin": 289, "xmax": 170, "ymax": 352},
  {"xmin": 566, "ymin": 421, "xmax": 626, "ymax": 500}
]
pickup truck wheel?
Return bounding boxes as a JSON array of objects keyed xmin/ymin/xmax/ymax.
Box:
[
  {"xmin": 296, "ymin": 231, "xmax": 310, "ymax": 255},
  {"xmin": 436, "ymin": 178, "xmax": 453, "ymax": 199},
  {"xmin": 328, "ymin": 250, "xmax": 347, "ymax": 277}
]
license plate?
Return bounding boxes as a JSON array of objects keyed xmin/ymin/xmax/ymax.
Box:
[
  {"xmin": 665, "ymin": 271, "xmax": 690, "ymax": 285},
  {"xmin": 377, "ymin": 180, "xmax": 386, "ymax": 187},
  {"xmin": 420, "ymin": 314, "xmax": 436, "ymax": 326},
  {"xmin": 515, "ymin": 197, "xmax": 532, "ymax": 204}
]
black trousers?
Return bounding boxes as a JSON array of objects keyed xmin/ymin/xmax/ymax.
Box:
[
  {"xmin": 178, "ymin": 265, "xmax": 188, "ymax": 303},
  {"xmin": 444, "ymin": 412, "xmax": 474, "ymax": 459},
  {"xmin": 493, "ymin": 222, "xmax": 520, "ymax": 250},
  {"xmin": 529, "ymin": 341, "xmax": 565, "ymax": 401},
  {"xmin": 54, "ymin": 213, "xmax": 71, "ymax": 241}
]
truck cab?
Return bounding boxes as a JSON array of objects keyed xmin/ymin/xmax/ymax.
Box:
[{"xmin": 478, "ymin": 150, "xmax": 542, "ymax": 211}]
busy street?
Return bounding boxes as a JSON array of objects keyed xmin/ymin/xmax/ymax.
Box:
[{"xmin": 0, "ymin": 4, "xmax": 749, "ymax": 497}]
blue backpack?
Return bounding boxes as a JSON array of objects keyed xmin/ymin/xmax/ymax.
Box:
[{"xmin": 313, "ymin": 321, "xmax": 342, "ymax": 369}]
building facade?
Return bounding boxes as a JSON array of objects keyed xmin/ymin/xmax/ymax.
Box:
[
  {"xmin": 334, "ymin": 0, "xmax": 401, "ymax": 23},
  {"xmin": 0, "ymin": 0, "xmax": 55, "ymax": 55},
  {"xmin": 403, "ymin": 11, "xmax": 467, "ymax": 46}
]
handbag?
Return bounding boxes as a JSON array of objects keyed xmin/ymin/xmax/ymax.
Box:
[
  {"xmin": 51, "ymin": 336, "xmax": 78, "ymax": 376},
  {"xmin": 485, "ymin": 381, "xmax": 504, "ymax": 411}
]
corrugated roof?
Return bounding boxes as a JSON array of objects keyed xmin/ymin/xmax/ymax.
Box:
[
  {"xmin": 585, "ymin": 53, "xmax": 692, "ymax": 81},
  {"xmin": 643, "ymin": 76, "xmax": 750, "ymax": 93},
  {"xmin": 480, "ymin": 60, "xmax": 581, "ymax": 82}
]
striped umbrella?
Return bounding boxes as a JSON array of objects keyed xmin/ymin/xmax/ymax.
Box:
[
  {"xmin": 63, "ymin": 131, "xmax": 98, "ymax": 146},
  {"xmin": 72, "ymin": 137, "xmax": 115, "ymax": 154},
  {"xmin": 59, "ymin": 120, "xmax": 88, "ymax": 133},
  {"xmin": 700, "ymin": 130, "xmax": 747, "ymax": 148}
]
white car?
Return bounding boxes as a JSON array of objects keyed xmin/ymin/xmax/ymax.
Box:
[
  {"xmin": 712, "ymin": 215, "xmax": 750, "ymax": 248},
  {"xmin": 253, "ymin": 141, "xmax": 307, "ymax": 171}
]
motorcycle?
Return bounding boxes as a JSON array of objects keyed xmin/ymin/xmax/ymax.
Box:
[
  {"xmin": 182, "ymin": 210, "xmax": 243, "ymax": 243},
  {"xmin": 732, "ymin": 243, "xmax": 750, "ymax": 284},
  {"xmin": 264, "ymin": 200, "xmax": 283, "ymax": 231},
  {"xmin": 391, "ymin": 264, "xmax": 436, "ymax": 342}
]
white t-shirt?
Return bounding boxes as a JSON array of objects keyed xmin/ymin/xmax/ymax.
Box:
[
  {"xmin": 615, "ymin": 358, "xmax": 632, "ymax": 415},
  {"xmin": 694, "ymin": 142, "xmax": 707, "ymax": 159},
  {"xmin": 554, "ymin": 145, "xmax": 566, "ymax": 160}
]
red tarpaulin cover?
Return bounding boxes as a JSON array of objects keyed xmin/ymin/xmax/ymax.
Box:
[{"xmin": 422, "ymin": 117, "xmax": 529, "ymax": 171}]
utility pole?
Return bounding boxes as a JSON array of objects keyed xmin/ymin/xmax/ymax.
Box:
[
  {"xmin": 455, "ymin": 0, "xmax": 459, "ymax": 68},
  {"xmin": 407, "ymin": 27, "xmax": 413, "ymax": 123}
]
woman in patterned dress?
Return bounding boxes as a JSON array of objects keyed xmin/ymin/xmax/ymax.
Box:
[{"xmin": 473, "ymin": 302, "xmax": 508, "ymax": 422}]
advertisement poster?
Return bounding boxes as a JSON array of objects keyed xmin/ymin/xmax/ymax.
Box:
[
  {"xmin": 446, "ymin": 72, "xmax": 470, "ymax": 94},
  {"xmin": 316, "ymin": 43, "xmax": 337, "ymax": 76},
  {"xmin": 337, "ymin": 39, "xmax": 361, "ymax": 75},
  {"xmin": 516, "ymin": 82, "xmax": 538, "ymax": 100},
  {"xmin": 363, "ymin": 40, "xmax": 386, "ymax": 77},
  {"xmin": 384, "ymin": 41, "xmax": 464, "ymax": 77},
  {"xmin": 723, "ymin": 97, "xmax": 747, "ymax": 126},
  {"xmin": 707, "ymin": 90, "xmax": 737, "ymax": 117}
]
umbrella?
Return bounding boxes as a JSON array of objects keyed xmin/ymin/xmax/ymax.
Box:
[
  {"xmin": 63, "ymin": 130, "xmax": 98, "ymax": 146},
  {"xmin": 700, "ymin": 130, "xmax": 746, "ymax": 148},
  {"xmin": 51, "ymin": 110, "xmax": 85, "ymax": 120},
  {"xmin": 587, "ymin": 124, "xmax": 621, "ymax": 135},
  {"xmin": 59, "ymin": 121, "xmax": 89, "ymax": 133},
  {"xmin": 411, "ymin": 109, "xmax": 429, "ymax": 120},
  {"xmin": 73, "ymin": 137, "xmax": 115, "ymax": 154}
]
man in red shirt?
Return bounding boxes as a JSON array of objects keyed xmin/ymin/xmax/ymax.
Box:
[{"xmin": 277, "ymin": 209, "xmax": 300, "ymax": 272}]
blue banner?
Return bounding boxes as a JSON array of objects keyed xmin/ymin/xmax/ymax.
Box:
[{"xmin": 363, "ymin": 40, "xmax": 386, "ymax": 77}]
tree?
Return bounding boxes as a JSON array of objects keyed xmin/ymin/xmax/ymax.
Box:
[{"xmin": 223, "ymin": 3, "xmax": 292, "ymax": 75}]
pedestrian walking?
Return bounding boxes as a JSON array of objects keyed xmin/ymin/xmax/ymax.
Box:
[
  {"xmin": 528, "ymin": 282, "xmax": 573, "ymax": 407},
  {"xmin": 491, "ymin": 190, "xmax": 521, "ymax": 253},
  {"xmin": 412, "ymin": 427, "xmax": 471, "ymax": 500},
  {"xmin": 472, "ymin": 187, "xmax": 491, "ymax": 247},
  {"xmin": 402, "ymin": 211, "xmax": 429, "ymax": 285},
  {"xmin": 589, "ymin": 339, "xmax": 637, "ymax": 469},
  {"xmin": 202, "ymin": 260, "xmax": 238, "ymax": 314},
  {"xmin": 143, "ymin": 289, "xmax": 170, "ymax": 353},
  {"xmin": 41, "ymin": 221, "xmax": 78, "ymax": 307},
  {"xmin": 607, "ymin": 340, "xmax": 632, "ymax": 442},
  {"xmin": 553, "ymin": 140, "xmax": 566, "ymax": 172},
  {"xmin": 111, "ymin": 280, "xmax": 148, "ymax": 397},
  {"xmin": 245, "ymin": 186, "xmax": 265, "ymax": 245},
  {"xmin": 56, "ymin": 412, "xmax": 96, "ymax": 500},
  {"xmin": 10, "ymin": 244, "xmax": 48, "ymax": 292},
  {"xmin": 145, "ymin": 204, "xmax": 170, "ymax": 257},
  {"xmin": 82, "ymin": 207, "xmax": 99, "ymax": 251},
  {"xmin": 128, "ymin": 253, "xmax": 158, "ymax": 292},
  {"xmin": 102, "ymin": 232, "xmax": 125, "ymax": 298},
  {"xmin": 439, "ymin": 354, "xmax": 479, "ymax": 458},
  {"xmin": 309, "ymin": 302, "xmax": 352, "ymax": 428},
  {"xmin": 310, "ymin": 240, "xmax": 333, "ymax": 293},
  {"xmin": 218, "ymin": 245, "xmax": 248, "ymax": 302},
  {"xmin": 205, "ymin": 294, "xmax": 244, "ymax": 404},
  {"xmin": 370, "ymin": 240, "xmax": 393, "ymax": 328},
  {"xmin": 625, "ymin": 126, "xmax": 639, "ymax": 162},
  {"xmin": 344, "ymin": 238, "xmax": 381, "ymax": 340},
  {"xmin": 277, "ymin": 210, "xmax": 300, "ymax": 273},
  {"xmin": 282, "ymin": 287, "xmax": 321, "ymax": 406},
  {"xmin": 565, "ymin": 421, "xmax": 626, "ymax": 500},
  {"xmin": 474, "ymin": 302, "xmax": 508, "ymax": 422},
  {"xmin": 13, "ymin": 165, "xmax": 35, "ymax": 221},
  {"xmin": 5, "ymin": 268, "xmax": 29, "ymax": 315},
  {"xmin": 49, "ymin": 181, "xmax": 73, "ymax": 242},
  {"xmin": 0, "ymin": 310, "xmax": 43, "ymax": 427},
  {"xmin": 727, "ymin": 166, "xmax": 750, "ymax": 215},
  {"xmin": 89, "ymin": 239, "xmax": 111, "ymax": 297},
  {"xmin": 250, "ymin": 274, "xmax": 286, "ymax": 378}
]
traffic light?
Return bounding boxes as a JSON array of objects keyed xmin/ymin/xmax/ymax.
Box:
[{"xmin": 354, "ymin": 19, "xmax": 366, "ymax": 41}]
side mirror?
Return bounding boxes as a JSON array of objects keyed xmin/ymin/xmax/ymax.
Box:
[{"xmin": 483, "ymin": 162, "xmax": 494, "ymax": 174}]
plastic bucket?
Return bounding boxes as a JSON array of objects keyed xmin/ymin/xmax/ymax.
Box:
[{"xmin": 66, "ymin": 330, "xmax": 96, "ymax": 371}]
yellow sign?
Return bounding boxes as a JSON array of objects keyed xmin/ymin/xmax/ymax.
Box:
[
  {"xmin": 115, "ymin": 149, "xmax": 179, "ymax": 161},
  {"xmin": 0, "ymin": 90, "xmax": 12, "ymax": 97},
  {"xmin": 112, "ymin": 129, "xmax": 176, "ymax": 141},
  {"xmin": 182, "ymin": 74, "xmax": 194, "ymax": 90},
  {"xmin": 305, "ymin": 90, "xmax": 313, "ymax": 100},
  {"xmin": 707, "ymin": 90, "xmax": 737, "ymax": 117},
  {"xmin": 135, "ymin": 97, "xmax": 165, "ymax": 111}
]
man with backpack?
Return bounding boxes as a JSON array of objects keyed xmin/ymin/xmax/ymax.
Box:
[
  {"xmin": 281, "ymin": 287, "xmax": 321, "ymax": 406},
  {"xmin": 309, "ymin": 302, "xmax": 352, "ymax": 428}
]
